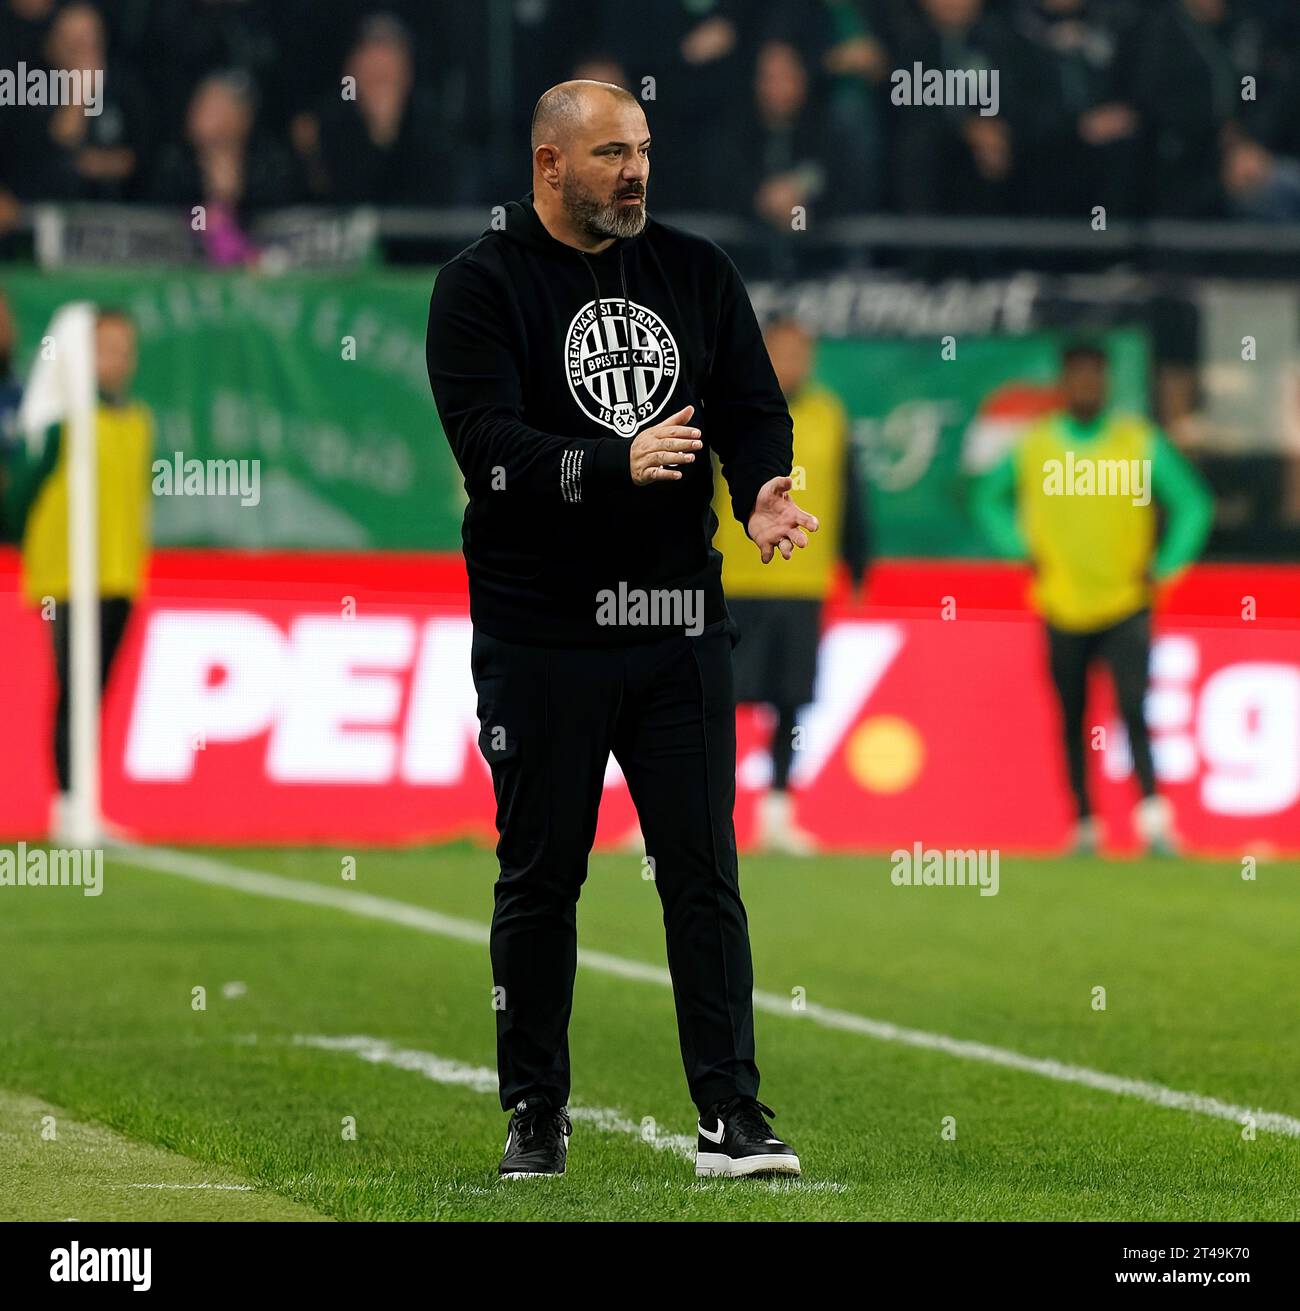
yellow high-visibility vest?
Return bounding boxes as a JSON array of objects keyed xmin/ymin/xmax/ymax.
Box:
[
  {"xmin": 713, "ymin": 382, "xmax": 849, "ymax": 600},
  {"xmin": 1014, "ymin": 411, "xmax": 1156, "ymax": 631},
  {"xmin": 22, "ymin": 400, "xmax": 153, "ymax": 605}
]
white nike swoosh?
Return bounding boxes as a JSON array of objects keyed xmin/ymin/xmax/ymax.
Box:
[{"xmin": 698, "ymin": 1119, "xmax": 726, "ymax": 1144}]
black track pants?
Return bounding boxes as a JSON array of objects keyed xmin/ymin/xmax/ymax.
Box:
[
  {"xmin": 470, "ymin": 619, "xmax": 759, "ymax": 1115},
  {"xmin": 1046, "ymin": 607, "xmax": 1157, "ymax": 820},
  {"xmin": 51, "ymin": 598, "xmax": 133, "ymax": 792}
]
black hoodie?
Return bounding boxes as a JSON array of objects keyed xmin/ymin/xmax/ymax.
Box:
[{"xmin": 425, "ymin": 194, "xmax": 792, "ymax": 646}]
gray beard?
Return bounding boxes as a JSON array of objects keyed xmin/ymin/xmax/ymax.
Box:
[{"xmin": 562, "ymin": 174, "xmax": 647, "ymax": 240}]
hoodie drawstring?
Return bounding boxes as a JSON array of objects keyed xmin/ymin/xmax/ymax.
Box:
[
  {"xmin": 581, "ymin": 248, "xmax": 635, "ymax": 418},
  {"xmin": 581, "ymin": 251, "xmax": 601, "ymax": 309},
  {"xmin": 617, "ymin": 249, "xmax": 630, "ymax": 341}
]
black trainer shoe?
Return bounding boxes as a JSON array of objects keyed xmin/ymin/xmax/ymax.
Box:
[
  {"xmin": 498, "ymin": 1097, "xmax": 572, "ymax": 1178},
  {"xmin": 696, "ymin": 1096, "xmax": 801, "ymax": 1178}
]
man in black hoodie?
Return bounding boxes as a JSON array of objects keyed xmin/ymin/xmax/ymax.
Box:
[{"xmin": 427, "ymin": 79, "xmax": 816, "ymax": 1180}]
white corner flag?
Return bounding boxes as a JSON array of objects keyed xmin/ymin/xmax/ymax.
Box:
[{"xmin": 19, "ymin": 303, "xmax": 101, "ymax": 845}]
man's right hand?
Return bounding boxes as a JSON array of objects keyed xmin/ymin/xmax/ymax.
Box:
[{"xmin": 629, "ymin": 405, "xmax": 703, "ymax": 485}]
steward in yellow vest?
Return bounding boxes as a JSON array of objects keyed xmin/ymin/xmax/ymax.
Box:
[
  {"xmin": 712, "ymin": 319, "xmax": 868, "ymax": 854},
  {"xmin": 971, "ymin": 341, "xmax": 1212, "ymax": 854},
  {"xmin": 3, "ymin": 310, "xmax": 151, "ymax": 804}
]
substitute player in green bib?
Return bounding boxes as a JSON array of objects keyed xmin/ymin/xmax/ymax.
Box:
[{"xmin": 973, "ymin": 341, "xmax": 1213, "ymax": 854}]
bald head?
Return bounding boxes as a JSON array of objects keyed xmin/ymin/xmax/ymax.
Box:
[
  {"xmin": 531, "ymin": 79, "xmax": 639, "ymax": 151},
  {"xmin": 528, "ymin": 78, "xmax": 651, "ymax": 250}
]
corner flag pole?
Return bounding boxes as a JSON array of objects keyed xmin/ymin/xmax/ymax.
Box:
[{"xmin": 20, "ymin": 303, "xmax": 100, "ymax": 844}]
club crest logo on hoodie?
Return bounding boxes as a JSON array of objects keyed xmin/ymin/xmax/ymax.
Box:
[{"xmin": 565, "ymin": 297, "xmax": 679, "ymax": 437}]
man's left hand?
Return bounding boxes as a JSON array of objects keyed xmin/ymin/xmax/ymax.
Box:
[{"xmin": 747, "ymin": 475, "xmax": 819, "ymax": 563}]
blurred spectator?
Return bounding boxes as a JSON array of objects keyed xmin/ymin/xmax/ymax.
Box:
[
  {"xmin": 292, "ymin": 14, "xmax": 446, "ymax": 205},
  {"xmin": 1009, "ymin": 0, "xmax": 1144, "ymax": 218},
  {"xmin": 15, "ymin": 3, "xmax": 150, "ymax": 202},
  {"xmin": 743, "ymin": 0, "xmax": 886, "ymax": 214},
  {"xmin": 1131, "ymin": 0, "xmax": 1269, "ymax": 218},
  {"xmin": 712, "ymin": 39, "xmax": 830, "ymax": 230},
  {"xmin": 755, "ymin": 40, "xmax": 825, "ymax": 226},
  {"xmin": 151, "ymin": 71, "xmax": 301, "ymax": 262},
  {"xmin": 816, "ymin": 0, "xmax": 889, "ymax": 212},
  {"xmin": 1222, "ymin": 134, "xmax": 1300, "ymax": 222},
  {"xmin": 885, "ymin": 0, "xmax": 1027, "ymax": 216}
]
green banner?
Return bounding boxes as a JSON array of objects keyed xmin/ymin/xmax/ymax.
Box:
[
  {"xmin": 816, "ymin": 328, "xmax": 1149, "ymax": 557},
  {"xmin": 2, "ymin": 267, "xmax": 462, "ymax": 550},
  {"xmin": 2, "ymin": 268, "xmax": 1148, "ymax": 557}
]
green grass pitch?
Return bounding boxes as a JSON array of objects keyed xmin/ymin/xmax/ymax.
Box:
[{"xmin": 0, "ymin": 842, "xmax": 1296, "ymax": 1222}]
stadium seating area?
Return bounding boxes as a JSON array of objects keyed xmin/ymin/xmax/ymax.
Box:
[{"xmin": 4, "ymin": 0, "xmax": 1300, "ymax": 232}]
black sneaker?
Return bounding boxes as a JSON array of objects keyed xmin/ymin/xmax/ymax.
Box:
[
  {"xmin": 498, "ymin": 1097, "xmax": 572, "ymax": 1178},
  {"xmin": 696, "ymin": 1096, "xmax": 800, "ymax": 1178}
]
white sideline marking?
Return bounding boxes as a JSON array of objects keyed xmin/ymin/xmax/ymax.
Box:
[
  {"xmin": 294, "ymin": 1034, "xmax": 695, "ymax": 1159},
  {"xmin": 121, "ymin": 1183, "xmax": 255, "ymax": 1191},
  {"xmin": 114, "ymin": 843, "xmax": 1300, "ymax": 1139}
]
